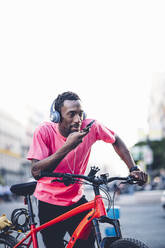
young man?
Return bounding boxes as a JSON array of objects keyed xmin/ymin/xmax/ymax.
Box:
[{"xmin": 27, "ymin": 91, "xmax": 147, "ymax": 248}]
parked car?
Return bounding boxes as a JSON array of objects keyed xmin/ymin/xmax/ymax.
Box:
[{"xmin": 161, "ymin": 191, "xmax": 165, "ymax": 210}]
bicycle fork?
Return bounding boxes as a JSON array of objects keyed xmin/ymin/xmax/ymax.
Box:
[
  {"xmin": 92, "ymin": 216, "xmax": 122, "ymax": 248},
  {"xmin": 92, "ymin": 218, "xmax": 102, "ymax": 248}
]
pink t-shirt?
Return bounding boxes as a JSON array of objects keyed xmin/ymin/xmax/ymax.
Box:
[{"xmin": 27, "ymin": 119, "xmax": 116, "ymax": 206}]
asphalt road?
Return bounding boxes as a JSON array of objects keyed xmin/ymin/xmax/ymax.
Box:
[
  {"xmin": 85, "ymin": 189, "xmax": 165, "ymax": 248},
  {"xmin": 0, "ymin": 190, "xmax": 164, "ymax": 248},
  {"xmin": 120, "ymin": 203, "xmax": 165, "ymax": 248}
]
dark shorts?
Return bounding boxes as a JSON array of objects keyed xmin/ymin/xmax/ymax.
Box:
[{"xmin": 38, "ymin": 196, "xmax": 95, "ymax": 248}]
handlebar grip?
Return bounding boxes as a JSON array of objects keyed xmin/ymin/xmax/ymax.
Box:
[
  {"xmin": 38, "ymin": 172, "xmax": 65, "ymax": 179},
  {"xmin": 127, "ymin": 175, "xmax": 145, "ymax": 185}
]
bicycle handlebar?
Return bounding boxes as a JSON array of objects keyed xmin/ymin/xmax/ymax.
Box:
[
  {"xmin": 38, "ymin": 171, "xmax": 143, "ymax": 186},
  {"xmin": 39, "ymin": 172, "xmax": 88, "ymax": 180}
]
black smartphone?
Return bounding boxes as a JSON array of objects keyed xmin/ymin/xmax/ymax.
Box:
[{"xmin": 82, "ymin": 120, "xmax": 95, "ymax": 132}]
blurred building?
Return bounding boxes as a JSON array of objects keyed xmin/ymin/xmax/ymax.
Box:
[
  {"xmin": 0, "ymin": 107, "xmax": 46, "ymax": 185},
  {"xmin": 0, "ymin": 110, "xmax": 25, "ymax": 185},
  {"xmin": 148, "ymin": 75, "xmax": 165, "ymax": 140},
  {"xmin": 21, "ymin": 105, "xmax": 47, "ymax": 179}
]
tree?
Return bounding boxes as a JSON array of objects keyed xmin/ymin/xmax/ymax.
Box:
[{"xmin": 133, "ymin": 138, "xmax": 165, "ymax": 172}]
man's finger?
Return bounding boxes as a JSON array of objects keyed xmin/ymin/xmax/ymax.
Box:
[
  {"xmin": 131, "ymin": 172, "xmax": 139, "ymax": 178},
  {"xmin": 141, "ymin": 172, "xmax": 145, "ymax": 182},
  {"xmin": 80, "ymin": 130, "xmax": 89, "ymax": 137},
  {"xmin": 139, "ymin": 172, "xmax": 144, "ymax": 181}
]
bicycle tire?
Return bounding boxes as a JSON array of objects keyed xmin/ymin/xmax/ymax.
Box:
[
  {"xmin": 102, "ymin": 238, "xmax": 149, "ymax": 248},
  {"xmin": 0, "ymin": 234, "xmax": 18, "ymax": 247}
]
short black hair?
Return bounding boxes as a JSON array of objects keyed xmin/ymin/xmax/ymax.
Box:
[{"xmin": 55, "ymin": 91, "xmax": 81, "ymax": 113}]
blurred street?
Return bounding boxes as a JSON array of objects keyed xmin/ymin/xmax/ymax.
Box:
[
  {"xmin": 0, "ymin": 190, "xmax": 165, "ymax": 248},
  {"xmin": 116, "ymin": 191, "xmax": 165, "ymax": 248}
]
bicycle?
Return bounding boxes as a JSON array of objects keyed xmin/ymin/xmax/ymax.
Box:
[{"xmin": 0, "ymin": 167, "xmax": 149, "ymax": 248}]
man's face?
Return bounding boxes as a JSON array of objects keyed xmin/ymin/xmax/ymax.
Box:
[{"xmin": 59, "ymin": 100, "xmax": 84, "ymax": 135}]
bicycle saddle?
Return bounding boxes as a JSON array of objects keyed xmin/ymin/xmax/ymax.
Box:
[{"xmin": 10, "ymin": 181, "xmax": 37, "ymax": 196}]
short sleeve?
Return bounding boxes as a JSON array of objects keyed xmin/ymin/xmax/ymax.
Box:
[
  {"xmin": 95, "ymin": 121, "xmax": 116, "ymax": 144},
  {"xmin": 27, "ymin": 125, "xmax": 50, "ymax": 161}
]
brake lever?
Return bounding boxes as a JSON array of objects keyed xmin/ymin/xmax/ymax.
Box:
[
  {"xmin": 51, "ymin": 179, "xmax": 63, "ymax": 183},
  {"xmin": 120, "ymin": 179, "xmax": 133, "ymax": 185},
  {"xmin": 51, "ymin": 177, "xmax": 78, "ymax": 186},
  {"xmin": 63, "ymin": 177, "xmax": 77, "ymax": 186}
]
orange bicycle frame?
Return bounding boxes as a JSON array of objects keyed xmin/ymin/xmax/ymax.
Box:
[{"xmin": 14, "ymin": 195, "xmax": 106, "ymax": 248}]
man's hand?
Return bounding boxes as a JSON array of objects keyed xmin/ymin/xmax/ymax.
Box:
[
  {"xmin": 130, "ymin": 170, "xmax": 148, "ymax": 186},
  {"xmin": 65, "ymin": 130, "xmax": 89, "ymax": 150},
  {"xmin": 112, "ymin": 135, "xmax": 148, "ymax": 186}
]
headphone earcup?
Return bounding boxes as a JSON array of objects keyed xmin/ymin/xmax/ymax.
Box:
[
  {"xmin": 50, "ymin": 111, "xmax": 61, "ymax": 123},
  {"xmin": 83, "ymin": 112, "xmax": 87, "ymax": 120},
  {"xmin": 50, "ymin": 100, "xmax": 61, "ymax": 123}
]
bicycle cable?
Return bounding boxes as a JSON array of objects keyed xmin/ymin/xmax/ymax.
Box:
[
  {"xmin": 11, "ymin": 208, "xmax": 30, "ymax": 233},
  {"xmin": 112, "ymin": 182, "xmax": 123, "ymax": 219},
  {"xmin": 53, "ymin": 176, "xmax": 115, "ymax": 217},
  {"xmin": 75, "ymin": 180, "xmax": 112, "ymax": 214}
]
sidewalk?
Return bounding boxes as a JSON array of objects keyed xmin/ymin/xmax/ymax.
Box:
[{"xmin": 116, "ymin": 190, "xmax": 164, "ymax": 205}]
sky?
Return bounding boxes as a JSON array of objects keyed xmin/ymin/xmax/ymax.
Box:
[{"xmin": 0, "ymin": 0, "xmax": 165, "ymax": 175}]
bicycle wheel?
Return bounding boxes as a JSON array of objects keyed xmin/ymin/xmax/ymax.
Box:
[
  {"xmin": 102, "ymin": 237, "xmax": 149, "ymax": 248},
  {"xmin": 0, "ymin": 234, "xmax": 18, "ymax": 247}
]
